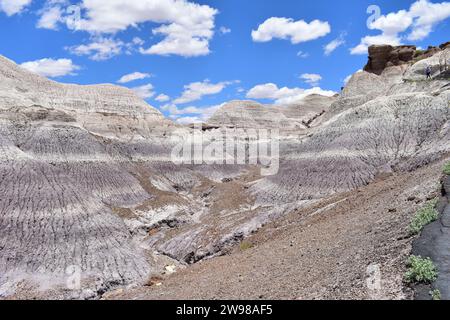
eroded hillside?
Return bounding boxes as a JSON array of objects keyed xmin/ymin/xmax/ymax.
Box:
[{"xmin": 0, "ymin": 43, "xmax": 449, "ymax": 299}]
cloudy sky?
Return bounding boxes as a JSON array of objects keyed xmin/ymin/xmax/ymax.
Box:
[{"xmin": 1, "ymin": 0, "xmax": 449, "ymax": 123}]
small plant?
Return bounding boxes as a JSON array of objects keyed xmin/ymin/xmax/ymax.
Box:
[
  {"xmin": 145, "ymin": 276, "xmax": 163, "ymax": 287},
  {"xmin": 239, "ymin": 240, "xmax": 253, "ymax": 251},
  {"xmin": 430, "ymin": 289, "xmax": 441, "ymax": 300},
  {"xmin": 405, "ymin": 255, "xmax": 438, "ymax": 284},
  {"xmin": 443, "ymin": 162, "xmax": 450, "ymax": 175},
  {"xmin": 408, "ymin": 199, "xmax": 439, "ymax": 235}
]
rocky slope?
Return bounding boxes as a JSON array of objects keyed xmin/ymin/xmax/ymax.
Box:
[
  {"xmin": 0, "ymin": 42, "xmax": 449, "ymax": 300},
  {"xmin": 207, "ymin": 94, "xmax": 337, "ymax": 133},
  {"xmin": 107, "ymin": 159, "xmax": 446, "ymax": 300},
  {"xmin": 0, "ymin": 55, "xmax": 177, "ymax": 297}
]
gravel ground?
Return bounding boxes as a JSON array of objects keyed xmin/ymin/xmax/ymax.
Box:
[{"xmin": 106, "ymin": 158, "xmax": 448, "ymax": 300}]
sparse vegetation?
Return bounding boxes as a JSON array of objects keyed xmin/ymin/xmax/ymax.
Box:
[
  {"xmin": 443, "ymin": 162, "xmax": 450, "ymax": 175},
  {"xmin": 239, "ymin": 240, "xmax": 254, "ymax": 251},
  {"xmin": 145, "ymin": 276, "xmax": 164, "ymax": 287},
  {"xmin": 408, "ymin": 199, "xmax": 439, "ymax": 235},
  {"xmin": 415, "ymin": 49, "xmax": 425, "ymax": 56},
  {"xmin": 430, "ymin": 289, "xmax": 441, "ymax": 300},
  {"xmin": 405, "ymin": 255, "xmax": 438, "ymax": 284},
  {"xmin": 412, "ymin": 50, "xmax": 426, "ymax": 63}
]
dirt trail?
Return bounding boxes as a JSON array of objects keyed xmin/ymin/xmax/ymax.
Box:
[{"xmin": 106, "ymin": 159, "xmax": 448, "ymax": 300}]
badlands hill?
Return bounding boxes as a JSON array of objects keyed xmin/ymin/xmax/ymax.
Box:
[
  {"xmin": 207, "ymin": 94, "xmax": 337, "ymax": 132},
  {"xmin": 0, "ymin": 42, "xmax": 449, "ymax": 300}
]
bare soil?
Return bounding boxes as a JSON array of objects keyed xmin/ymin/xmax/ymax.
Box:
[{"xmin": 105, "ymin": 158, "xmax": 448, "ymax": 300}]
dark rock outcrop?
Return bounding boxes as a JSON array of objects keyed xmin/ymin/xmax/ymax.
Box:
[
  {"xmin": 439, "ymin": 41, "xmax": 450, "ymax": 50},
  {"xmin": 364, "ymin": 42, "xmax": 450, "ymax": 76},
  {"xmin": 364, "ymin": 45, "xmax": 416, "ymax": 75}
]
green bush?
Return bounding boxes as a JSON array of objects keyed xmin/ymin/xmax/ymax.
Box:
[
  {"xmin": 430, "ymin": 289, "xmax": 441, "ymax": 300},
  {"xmin": 443, "ymin": 162, "xmax": 450, "ymax": 175},
  {"xmin": 239, "ymin": 240, "xmax": 253, "ymax": 251},
  {"xmin": 405, "ymin": 255, "xmax": 438, "ymax": 284},
  {"xmin": 408, "ymin": 199, "xmax": 439, "ymax": 235}
]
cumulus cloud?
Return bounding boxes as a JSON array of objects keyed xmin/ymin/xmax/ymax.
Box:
[
  {"xmin": 408, "ymin": 0, "xmax": 450, "ymax": 40},
  {"xmin": 251, "ymin": 17, "xmax": 330, "ymax": 44},
  {"xmin": 155, "ymin": 94, "xmax": 170, "ymax": 102},
  {"xmin": 175, "ymin": 116, "xmax": 203, "ymax": 124},
  {"xmin": 49, "ymin": 0, "xmax": 218, "ymax": 58},
  {"xmin": 117, "ymin": 72, "xmax": 152, "ymax": 84},
  {"xmin": 300, "ymin": 73, "xmax": 322, "ymax": 86},
  {"xmin": 173, "ymin": 80, "xmax": 235, "ymax": 104},
  {"xmin": 350, "ymin": 34, "xmax": 402, "ymax": 55},
  {"xmin": 0, "ymin": 0, "xmax": 32, "ymax": 16},
  {"xmin": 324, "ymin": 33, "xmax": 346, "ymax": 56},
  {"xmin": 351, "ymin": 0, "xmax": 450, "ymax": 55},
  {"xmin": 161, "ymin": 103, "xmax": 223, "ymax": 124},
  {"xmin": 20, "ymin": 58, "xmax": 80, "ymax": 78},
  {"xmin": 246, "ymin": 83, "xmax": 336, "ymax": 105},
  {"xmin": 36, "ymin": 1, "xmax": 67, "ymax": 30},
  {"xmin": 131, "ymin": 84, "xmax": 155, "ymax": 99},
  {"xmin": 139, "ymin": 22, "xmax": 213, "ymax": 57},
  {"xmin": 66, "ymin": 37, "xmax": 125, "ymax": 61}
]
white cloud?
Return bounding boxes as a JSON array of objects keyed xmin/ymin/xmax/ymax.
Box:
[
  {"xmin": 176, "ymin": 116, "xmax": 203, "ymax": 124},
  {"xmin": 117, "ymin": 72, "xmax": 152, "ymax": 84},
  {"xmin": 370, "ymin": 10, "xmax": 413, "ymax": 35},
  {"xmin": 350, "ymin": 34, "xmax": 402, "ymax": 55},
  {"xmin": 173, "ymin": 80, "xmax": 234, "ymax": 104},
  {"xmin": 351, "ymin": 0, "xmax": 450, "ymax": 55},
  {"xmin": 296, "ymin": 50, "xmax": 309, "ymax": 58},
  {"xmin": 246, "ymin": 83, "xmax": 336, "ymax": 105},
  {"xmin": 132, "ymin": 37, "xmax": 144, "ymax": 46},
  {"xmin": 131, "ymin": 84, "xmax": 155, "ymax": 99},
  {"xmin": 20, "ymin": 58, "xmax": 80, "ymax": 78},
  {"xmin": 162, "ymin": 103, "xmax": 223, "ymax": 124},
  {"xmin": 155, "ymin": 94, "xmax": 170, "ymax": 102},
  {"xmin": 251, "ymin": 17, "xmax": 330, "ymax": 44},
  {"xmin": 324, "ymin": 33, "xmax": 346, "ymax": 56},
  {"xmin": 37, "ymin": 1, "xmax": 65, "ymax": 30},
  {"xmin": 0, "ymin": 0, "xmax": 32, "ymax": 16},
  {"xmin": 162, "ymin": 103, "xmax": 220, "ymax": 116},
  {"xmin": 140, "ymin": 36, "xmax": 210, "ymax": 57},
  {"xmin": 59, "ymin": 0, "xmax": 218, "ymax": 58},
  {"xmin": 220, "ymin": 26, "xmax": 231, "ymax": 34},
  {"xmin": 300, "ymin": 73, "xmax": 322, "ymax": 86},
  {"xmin": 67, "ymin": 37, "xmax": 124, "ymax": 61},
  {"xmin": 408, "ymin": 0, "xmax": 450, "ymax": 40}
]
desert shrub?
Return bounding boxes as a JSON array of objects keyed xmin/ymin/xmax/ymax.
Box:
[
  {"xmin": 443, "ymin": 162, "xmax": 450, "ymax": 175},
  {"xmin": 430, "ymin": 289, "xmax": 441, "ymax": 300},
  {"xmin": 405, "ymin": 255, "xmax": 438, "ymax": 284},
  {"xmin": 239, "ymin": 240, "xmax": 253, "ymax": 251},
  {"xmin": 408, "ymin": 199, "xmax": 439, "ymax": 235},
  {"xmin": 145, "ymin": 276, "xmax": 163, "ymax": 287}
]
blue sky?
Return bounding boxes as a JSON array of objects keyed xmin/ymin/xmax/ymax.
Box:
[{"xmin": 0, "ymin": 0, "xmax": 449, "ymax": 123}]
